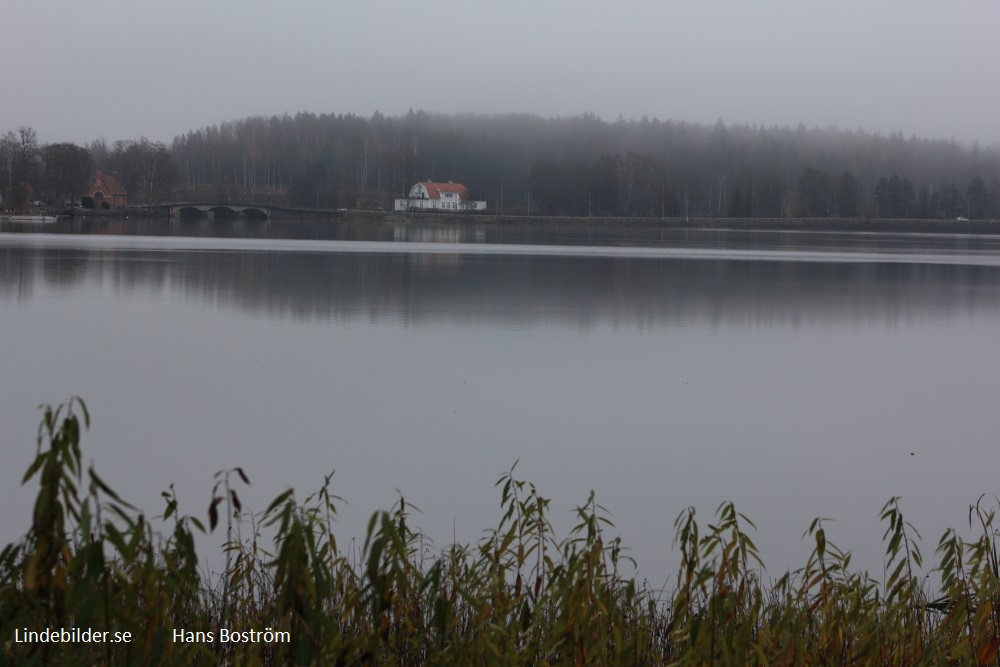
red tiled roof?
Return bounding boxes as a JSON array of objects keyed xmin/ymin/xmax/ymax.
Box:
[
  {"xmin": 88, "ymin": 170, "xmax": 128, "ymax": 197},
  {"xmin": 421, "ymin": 182, "xmax": 470, "ymax": 200}
]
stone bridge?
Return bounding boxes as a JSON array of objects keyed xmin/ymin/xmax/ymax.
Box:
[{"xmin": 158, "ymin": 203, "xmax": 271, "ymax": 219}]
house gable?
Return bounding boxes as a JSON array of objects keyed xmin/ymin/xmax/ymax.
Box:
[
  {"xmin": 396, "ymin": 180, "xmax": 486, "ymax": 212},
  {"xmin": 408, "ymin": 181, "xmax": 472, "ymax": 200},
  {"xmin": 85, "ymin": 170, "xmax": 129, "ymax": 209}
]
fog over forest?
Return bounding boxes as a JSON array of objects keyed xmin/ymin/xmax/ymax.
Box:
[
  {"xmin": 4, "ymin": 111, "xmax": 1000, "ymax": 220},
  {"xmin": 5, "ymin": 3, "xmax": 998, "ymax": 145},
  {"xmin": 4, "ymin": 1, "xmax": 999, "ymax": 218}
]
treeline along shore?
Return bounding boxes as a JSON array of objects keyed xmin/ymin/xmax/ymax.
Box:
[
  {"xmin": 2, "ymin": 110, "xmax": 999, "ymax": 223},
  {"xmin": 4, "ymin": 398, "xmax": 1000, "ymax": 665}
]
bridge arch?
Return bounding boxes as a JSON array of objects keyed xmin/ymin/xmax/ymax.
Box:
[
  {"xmin": 177, "ymin": 206, "xmax": 208, "ymax": 218},
  {"xmin": 209, "ymin": 206, "xmax": 238, "ymax": 219},
  {"xmin": 241, "ymin": 207, "xmax": 268, "ymax": 219},
  {"xmin": 165, "ymin": 203, "xmax": 271, "ymax": 219}
]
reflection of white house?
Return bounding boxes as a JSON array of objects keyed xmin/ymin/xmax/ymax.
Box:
[{"xmin": 394, "ymin": 181, "xmax": 487, "ymax": 212}]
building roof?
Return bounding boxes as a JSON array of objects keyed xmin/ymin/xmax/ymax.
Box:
[
  {"xmin": 88, "ymin": 170, "xmax": 128, "ymax": 197},
  {"xmin": 420, "ymin": 181, "xmax": 470, "ymax": 200}
]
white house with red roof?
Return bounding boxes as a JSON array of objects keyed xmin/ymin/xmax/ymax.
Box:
[{"xmin": 395, "ymin": 181, "xmax": 486, "ymax": 212}]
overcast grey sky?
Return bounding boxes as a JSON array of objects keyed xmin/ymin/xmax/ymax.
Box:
[{"xmin": 4, "ymin": 1, "xmax": 998, "ymax": 147}]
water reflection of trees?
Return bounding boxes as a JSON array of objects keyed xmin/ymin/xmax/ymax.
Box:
[{"xmin": 3, "ymin": 241, "xmax": 1000, "ymax": 330}]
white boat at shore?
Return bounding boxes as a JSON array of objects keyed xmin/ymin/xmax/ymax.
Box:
[{"xmin": 0, "ymin": 214, "xmax": 58, "ymax": 223}]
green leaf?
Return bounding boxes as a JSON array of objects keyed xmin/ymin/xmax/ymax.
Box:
[
  {"xmin": 263, "ymin": 489, "xmax": 294, "ymax": 516},
  {"xmin": 21, "ymin": 453, "xmax": 48, "ymax": 484},
  {"xmin": 235, "ymin": 467, "xmax": 250, "ymax": 485},
  {"xmin": 208, "ymin": 497, "xmax": 221, "ymax": 532},
  {"xmin": 105, "ymin": 524, "xmax": 129, "ymax": 559},
  {"xmin": 230, "ymin": 490, "xmax": 242, "ymax": 514},
  {"xmin": 89, "ymin": 468, "xmax": 137, "ymax": 510}
]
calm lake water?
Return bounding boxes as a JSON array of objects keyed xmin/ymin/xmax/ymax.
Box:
[{"xmin": 3, "ymin": 218, "xmax": 1000, "ymax": 589}]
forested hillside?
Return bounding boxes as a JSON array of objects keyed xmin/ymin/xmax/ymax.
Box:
[{"xmin": 4, "ymin": 111, "xmax": 1000, "ymax": 218}]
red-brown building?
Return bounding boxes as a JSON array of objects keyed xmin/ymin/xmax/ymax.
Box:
[{"xmin": 85, "ymin": 170, "xmax": 128, "ymax": 209}]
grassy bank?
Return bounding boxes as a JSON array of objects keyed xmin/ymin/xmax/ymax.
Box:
[{"xmin": 2, "ymin": 399, "xmax": 999, "ymax": 665}]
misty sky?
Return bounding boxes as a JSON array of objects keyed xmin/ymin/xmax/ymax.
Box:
[{"xmin": 5, "ymin": 1, "xmax": 999, "ymax": 147}]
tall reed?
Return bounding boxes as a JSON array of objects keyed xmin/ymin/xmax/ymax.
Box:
[{"xmin": 3, "ymin": 399, "xmax": 999, "ymax": 665}]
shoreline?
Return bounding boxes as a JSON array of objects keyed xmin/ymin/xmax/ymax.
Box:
[
  {"xmin": 398, "ymin": 214, "xmax": 1000, "ymax": 235},
  {"xmin": 23, "ymin": 207, "xmax": 1000, "ymax": 235}
]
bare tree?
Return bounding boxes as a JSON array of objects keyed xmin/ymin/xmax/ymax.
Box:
[
  {"xmin": 17, "ymin": 126, "xmax": 39, "ymax": 166},
  {"xmin": 0, "ymin": 131, "xmax": 16, "ymax": 202},
  {"xmin": 14, "ymin": 126, "xmax": 40, "ymax": 186},
  {"xmin": 43, "ymin": 143, "xmax": 92, "ymax": 205},
  {"xmin": 107, "ymin": 138, "xmax": 177, "ymax": 205}
]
